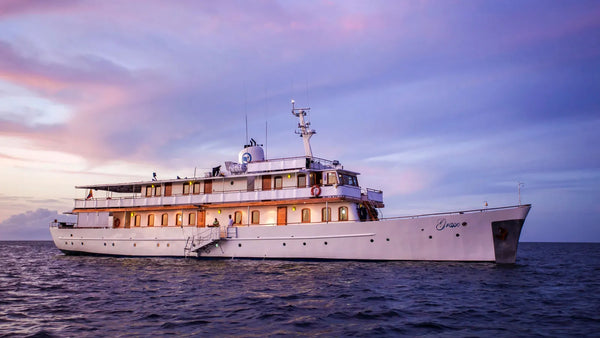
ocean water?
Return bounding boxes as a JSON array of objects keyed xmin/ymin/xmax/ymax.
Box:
[{"xmin": 0, "ymin": 242, "xmax": 599, "ymax": 337}]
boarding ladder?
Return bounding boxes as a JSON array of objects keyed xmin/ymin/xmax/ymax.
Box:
[{"xmin": 184, "ymin": 227, "xmax": 221, "ymax": 257}]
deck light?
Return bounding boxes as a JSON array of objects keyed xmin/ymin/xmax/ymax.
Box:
[
  {"xmin": 292, "ymin": 207, "xmax": 296, "ymax": 211},
  {"xmin": 218, "ymin": 209, "xmax": 221, "ymax": 214}
]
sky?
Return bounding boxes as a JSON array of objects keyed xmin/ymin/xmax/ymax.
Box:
[{"xmin": 0, "ymin": 0, "xmax": 598, "ymax": 241}]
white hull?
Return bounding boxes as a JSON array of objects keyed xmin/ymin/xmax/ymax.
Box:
[{"xmin": 50, "ymin": 205, "xmax": 530, "ymax": 263}]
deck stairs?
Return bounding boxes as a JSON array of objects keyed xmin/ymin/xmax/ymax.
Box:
[{"xmin": 184, "ymin": 227, "xmax": 221, "ymax": 257}]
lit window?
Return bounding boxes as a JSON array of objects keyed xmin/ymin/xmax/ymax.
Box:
[
  {"xmin": 234, "ymin": 211, "xmax": 242, "ymax": 225},
  {"xmin": 176, "ymin": 213, "xmax": 183, "ymax": 226},
  {"xmin": 148, "ymin": 214, "xmax": 155, "ymax": 227},
  {"xmin": 188, "ymin": 213, "xmax": 195, "ymax": 226},
  {"xmin": 326, "ymin": 172, "xmax": 337, "ymax": 185},
  {"xmin": 251, "ymin": 210, "xmax": 260, "ymax": 224},
  {"xmin": 274, "ymin": 176, "xmax": 283, "ymax": 190},
  {"xmin": 321, "ymin": 207, "xmax": 331, "ymax": 222},
  {"xmin": 146, "ymin": 186, "xmax": 152, "ymax": 197},
  {"xmin": 161, "ymin": 213, "xmax": 168, "ymax": 226},
  {"xmin": 134, "ymin": 214, "xmax": 141, "ymax": 227},
  {"xmin": 302, "ymin": 208, "xmax": 311, "ymax": 223},
  {"xmin": 339, "ymin": 207, "xmax": 348, "ymax": 221},
  {"xmin": 297, "ymin": 174, "xmax": 306, "ymax": 188}
]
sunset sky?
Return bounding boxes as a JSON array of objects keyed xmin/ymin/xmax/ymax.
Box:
[{"xmin": 0, "ymin": 1, "xmax": 598, "ymax": 241}]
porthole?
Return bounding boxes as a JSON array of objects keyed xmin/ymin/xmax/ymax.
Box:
[
  {"xmin": 70, "ymin": 234, "xmax": 73, "ymax": 237},
  {"xmin": 230, "ymin": 181, "xmax": 234, "ymax": 185},
  {"xmin": 428, "ymin": 235, "xmax": 432, "ymax": 239},
  {"xmin": 283, "ymin": 243, "xmax": 286, "ymax": 246},
  {"xmin": 462, "ymin": 222, "xmax": 467, "ymax": 226},
  {"xmin": 157, "ymin": 243, "xmax": 160, "ymax": 247},
  {"xmin": 386, "ymin": 238, "xmax": 390, "ymax": 241},
  {"xmin": 133, "ymin": 243, "xmax": 137, "ymax": 247},
  {"xmin": 81, "ymin": 242, "xmax": 84, "ymax": 245},
  {"xmin": 421, "ymin": 229, "xmax": 424, "ymax": 232},
  {"xmin": 71, "ymin": 242, "xmax": 73, "ymax": 245},
  {"xmin": 104, "ymin": 243, "xmax": 107, "ymax": 246},
  {"xmin": 167, "ymin": 243, "xmax": 170, "ymax": 247},
  {"xmin": 456, "ymin": 234, "xmax": 460, "ymax": 237},
  {"xmin": 324, "ymin": 241, "xmax": 328, "ymax": 245},
  {"xmin": 370, "ymin": 239, "xmax": 374, "ymax": 243},
  {"xmin": 303, "ymin": 242, "xmax": 306, "ymax": 246},
  {"xmin": 64, "ymin": 242, "xmax": 67, "ymax": 245},
  {"xmin": 238, "ymin": 243, "xmax": 242, "ymax": 247},
  {"xmin": 112, "ymin": 243, "xmax": 115, "ymax": 247}
]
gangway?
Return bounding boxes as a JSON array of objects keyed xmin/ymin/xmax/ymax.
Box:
[{"xmin": 184, "ymin": 227, "xmax": 221, "ymax": 257}]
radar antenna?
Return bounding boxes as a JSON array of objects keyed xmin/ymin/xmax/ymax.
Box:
[{"xmin": 291, "ymin": 99, "xmax": 316, "ymax": 158}]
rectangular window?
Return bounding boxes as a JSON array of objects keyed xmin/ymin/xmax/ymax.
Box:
[
  {"xmin": 176, "ymin": 213, "xmax": 183, "ymax": 226},
  {"xmin": 274, "ymin": 176, "xmax": 283, "ymax": 190},
  {"xmin": 321, "ymin": 207, "xmax": 331, "ymax": 222},
  {"xmin": 297, "ymin": 174, "xmax": 306, "ymax": 188},
  {"xmin": 161, "ymin": 213, "xmax": 168, "ymax": 226},
  {"xmin": 146, "ymin": 186, "xmax": 152, "ymax": 197},
  {"xmin": 193, "ymin": 182, "xmax": 201, "ymax": 194},
  {"xmin": 188, "ymin": 213, "xmax": 196, "ymax": 226},
  {"xmin": 251, "ymin": 210, "xmax": 260, "ymax": 224},
  {"xmin": 134, "ymin": 214, "xmax": 141, "ymax": 227},
  {"xmin": 326, "ymin": 172, "xmax": 337, "ymax": 185},
  {"xmin": 183, "ymin": 183, "xmax": 190, "ymax": 195},
  {"xmin": 154, "ymin": 185, "xmax": 161, "ymax": 196}
]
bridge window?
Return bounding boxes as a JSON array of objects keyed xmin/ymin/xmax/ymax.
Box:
[
  {"xmin": 161, "ymin": 213, "xmax": 168, "ymax": 226},
  {"xmin": 147, "ymin": 214, "xmax": 155, "ymax": 227},
  {"xmin": 326, "ymin": 172, "xmax": 337, "ymax": 185},
  {"xmin": 339, "ymin": 206, "xmax": 348, "ymax": 221},
  {"xmin": 302, "ymin": 208, "xmax": 311, "ymax": 223},
  {"xmin": 251, "ymin": 210, "xmax": 260, "ymax": 224},
  {"xmin": 321, "ymin": 207, "xmax": 331, "ymax": 222}
]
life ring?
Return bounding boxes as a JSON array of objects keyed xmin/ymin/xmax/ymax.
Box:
[
  {"xmin": 114, "ymin": 218, "xmax": 121, "ymax": 228},
  {"xmin": 310, "ymin": 185, "xmax": 321, "ymax": 197}
]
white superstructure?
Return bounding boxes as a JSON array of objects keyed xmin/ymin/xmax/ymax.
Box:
[{"xmin": 50, "ymin": 102, "xmax": 530, "ymax": 263}]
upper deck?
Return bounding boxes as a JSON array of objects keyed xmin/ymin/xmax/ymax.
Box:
[{"xmin": 74, "ymin": 156, "xmax": 384, "ymax": 211}]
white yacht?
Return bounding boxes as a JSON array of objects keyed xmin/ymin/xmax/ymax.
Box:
[{"xmin": 50, "ymin": 102, "xmax": 530, "ymax": 263}]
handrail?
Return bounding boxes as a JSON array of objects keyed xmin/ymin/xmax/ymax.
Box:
[{"xmin": 380, "ymin": 204, "xmax": 531, "ymax": 221}]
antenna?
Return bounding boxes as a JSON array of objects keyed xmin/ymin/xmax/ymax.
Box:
[
  {"xmin": 291, "ymin": 99, "xmax": 316, "ymax": 158},
  {"xmin": 245, "ymin": 114, "xmax": 248, "ymax": 145}
]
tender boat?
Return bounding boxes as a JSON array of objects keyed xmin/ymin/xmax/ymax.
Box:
[{"xmin": 50, "ymin": 101, "xmax": 530, "ymax": 263}]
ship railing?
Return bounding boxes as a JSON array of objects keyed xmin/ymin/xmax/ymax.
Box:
[
  {"xmin": 74, "ymin": 184, "xmax": 366, "ymax": 208},
  {"xmin": 49, "ymin": 220, "xmax": 77, "ymax": 229},
  {"xmin": 380, "ymin": 204, "xmax": 531, "ymax": 221}
]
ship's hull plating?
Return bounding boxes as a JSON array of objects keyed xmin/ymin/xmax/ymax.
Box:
[{"xmin": 50, "ymin": 205, "xmax": 530, "ymax": 263}]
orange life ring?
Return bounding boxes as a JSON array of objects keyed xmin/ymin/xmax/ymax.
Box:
[
  {"xmin": 311, "ymin": 185, "xmax": 321, "ymax": 197},
  {"xmin": 114, "ymin": 218, "xmax": 121, "ymax": 228}
]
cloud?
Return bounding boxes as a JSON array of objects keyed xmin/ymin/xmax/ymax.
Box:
[{"xmin": 0, "ymin": 209, "xmax": 75, "ymax": 240}]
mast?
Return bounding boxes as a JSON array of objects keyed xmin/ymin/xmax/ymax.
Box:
[{"xmin": 291, "ymin": 99, "xmax": 316, "ymax": 158}]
